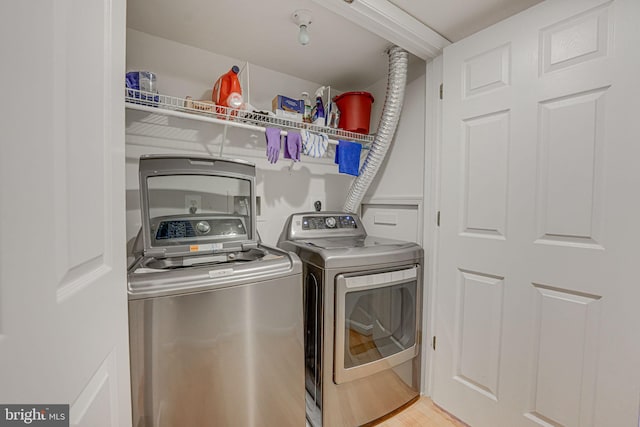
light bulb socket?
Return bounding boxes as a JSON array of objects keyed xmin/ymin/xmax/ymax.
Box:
[{"xmin": 291, "ymin": 9, "xmax": 312, "ymax": 27}]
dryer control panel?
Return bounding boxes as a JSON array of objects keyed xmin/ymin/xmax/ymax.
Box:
[
  {"xmin": 302, "ymin": 215, "xmax": 357, "ymax": 230},
  {"xmin": 282, "ymin": 212, "xmax": 366, "ymax": 240}
]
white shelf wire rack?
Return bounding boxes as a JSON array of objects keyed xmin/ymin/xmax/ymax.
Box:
[{"xmin": 125, "ymin": 89, "xmax": 375, "ymax": 147}]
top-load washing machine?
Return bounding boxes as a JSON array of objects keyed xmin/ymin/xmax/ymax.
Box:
[
  {"xmin": 128, "ymin": 155, "xmax": 304, "ymax": 427},
  {"xmin": 278, "ymin": 212, "xmax": 424, "ymax": 427}
]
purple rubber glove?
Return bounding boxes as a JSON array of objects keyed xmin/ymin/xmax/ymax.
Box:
[
  {"xmin": 265, "ymin": 127, "xmax": 281, "ymax": 164},
  {"xmin": 284, "ymin": 131, "xmax": 301, "ymax": 161}
]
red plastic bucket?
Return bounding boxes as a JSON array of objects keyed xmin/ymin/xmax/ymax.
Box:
[{"xmin": 334, "ymin": 91, "xmax": 374, "ymax": 134}]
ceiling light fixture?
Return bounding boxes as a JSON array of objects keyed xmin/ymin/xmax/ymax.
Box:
[{"xmin": 291, "ymin": 9, "xmax": 313, "ymax": 46}]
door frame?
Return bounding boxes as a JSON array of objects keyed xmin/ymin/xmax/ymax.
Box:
[{"xmin": 422, "ymin": 54, "xmax": 444, "ymax": 396}]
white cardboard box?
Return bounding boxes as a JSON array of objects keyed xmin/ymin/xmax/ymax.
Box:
[{"xmin": 274, "ymin": 109, "xmax": 303, "ymax": 122}]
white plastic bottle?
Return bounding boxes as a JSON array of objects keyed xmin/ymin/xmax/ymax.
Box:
[{"xmin": 301, "ymin": 92, "xmax": 311, "ymax": 123}]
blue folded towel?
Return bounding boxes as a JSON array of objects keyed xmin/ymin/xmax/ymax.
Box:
[{"xmin": 334, "ymin": 140, "xmax": 362, "ymax": 176}]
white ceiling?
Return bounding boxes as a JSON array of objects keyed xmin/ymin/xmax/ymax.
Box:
[
  {"xmin": 388, "ymin": 0, "xmax": 543, "ymax": 43},
  {"xmin": 127, "ymin": 0, "xmax": 543, "ymax": 91}
]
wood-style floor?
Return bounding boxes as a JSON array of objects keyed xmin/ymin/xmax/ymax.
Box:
[{"xmin": 376, "ymin": 397, "xmax": 467, "ymax": 427}]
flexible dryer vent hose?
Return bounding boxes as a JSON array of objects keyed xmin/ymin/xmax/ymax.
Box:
[{"xmin": 343, "ymin": 45, "xmax": 409, "ymax": 213}]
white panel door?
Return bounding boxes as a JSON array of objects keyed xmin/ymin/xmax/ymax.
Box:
[
  {"xmin": 0, "ymin": 1, "xmax": 131, "ymax": 426},
  {"xmin": 433, "ymin": 0, "xmax": 640, "ymax": 426}
]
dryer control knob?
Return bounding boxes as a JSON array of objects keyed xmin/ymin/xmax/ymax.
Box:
[
  {"xmin": 196, "ymin": 221, "xmax": 211, "ymax": 234},
  {"xmin": 325, "ymin": 217, "xmax": 336, "ymax": 228}
]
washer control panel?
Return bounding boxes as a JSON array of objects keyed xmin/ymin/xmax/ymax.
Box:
[{"xmin": 153, "ymin": 216, "xmax": 247, "ymax": 241}]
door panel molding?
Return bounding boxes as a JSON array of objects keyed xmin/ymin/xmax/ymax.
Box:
[
  {"xmin": 460, "ymin": 110, "xmax": 510, "ymax": 240},
  {"xmin": 539, "ymin": 2, "xmax": 613, "ymax": 75},
  {"xmin": 454, "ymin": 269, "xmax": 505, "ymax": 401},
  {"xmin": 535, "ymin": 86, "xmax": 609, "ymax": 250},
  {"xmin": 526, "ymin": 284, "xmax": 601, "ymax": 427}
]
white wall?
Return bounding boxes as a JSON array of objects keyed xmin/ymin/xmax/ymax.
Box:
[
  {"xmin": 125, "ymin": 30, "xmax": 356, "ymax": 246},
  {"xmin": 356, "ymin": 60, "xmax": 427, "ymax": 246},
  {"xmin": 365, "ymin": 60, "xmax": 426, "ymax": 200}
]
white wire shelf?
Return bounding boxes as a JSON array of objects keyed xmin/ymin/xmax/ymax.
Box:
[{"xmin": 125, "ymin": 89, "xmax": 375, "ymax": 146}]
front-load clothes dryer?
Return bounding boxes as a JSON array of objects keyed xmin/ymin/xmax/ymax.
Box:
[
  {"xmin": 128, "ymin": 155, "xmax": 304, "ymax": 427},
  {"xmin": 278, "ymin": 212, "xmax": 424, "ymax": 427}
]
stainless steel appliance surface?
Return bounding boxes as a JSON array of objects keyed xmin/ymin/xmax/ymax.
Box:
[
  {"xmin": 128, "ymin": 155, "xmax": 304, "ymax": 427},
  {"xmin": 278, "ymin": 212, "xmax": 424, "ymax": 427}
]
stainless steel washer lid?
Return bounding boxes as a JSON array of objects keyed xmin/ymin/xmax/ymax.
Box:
[
  {"xmin": 128, "ymin": 244, "xmax": 301, "ymax": 300},
  {"xmin": 136, "ymin": 155, "xmax": 258, "ymax": 259}
]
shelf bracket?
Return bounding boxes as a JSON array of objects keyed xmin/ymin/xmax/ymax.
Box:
[{"xmin": 219, "ymin": 123, "xmax": 229, "ymax": 157}]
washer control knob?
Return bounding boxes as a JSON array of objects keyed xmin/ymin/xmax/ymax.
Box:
[
  {"xmin": 196, "ymin": 221, "xmax": 211, "ymax": 234},
  {"xmin": 325, "ymin": 216, "xmax": 337, "ymax": 228}
]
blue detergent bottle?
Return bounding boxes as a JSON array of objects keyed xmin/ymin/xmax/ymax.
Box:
[{"xmin": 312, "ymin": 86, "xmax": 326, "ymax": 126}]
